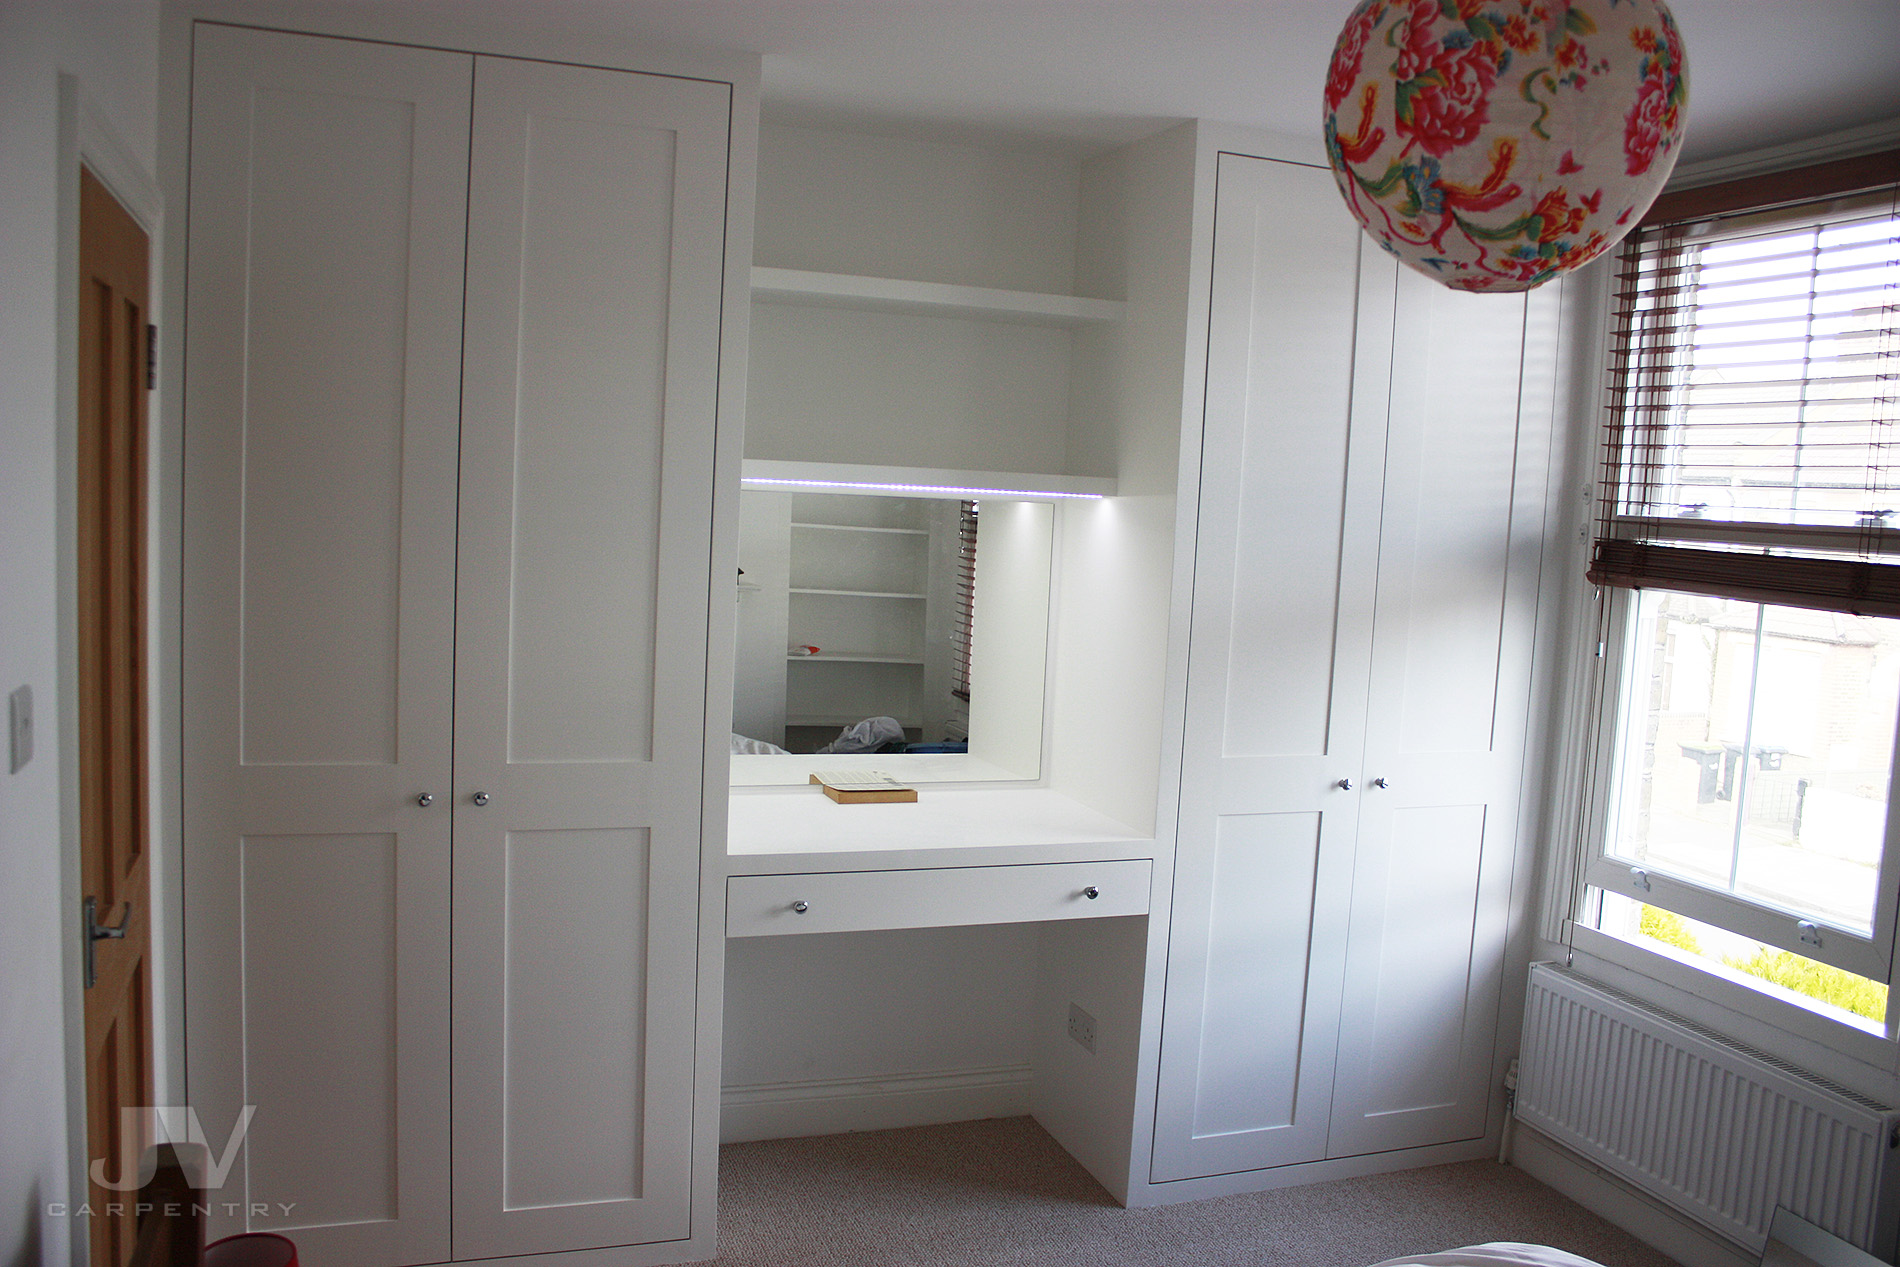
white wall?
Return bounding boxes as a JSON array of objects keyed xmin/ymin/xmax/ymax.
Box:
[
  {"xmin": 966, "ymin": 500, "xmax": 1052, "ymax": 779},
  {"xmin": 721, "ymin": 926, "xmax": 1039, "ymax": 1140},
  {"xmin": 722, "ymin": 926, "xmax": 1040, "ymax": 1080},
  {"xmin": 732, "ymin": 490, "xmax": 792, "ymax": 743},
  {"xmin": 1048, "ymin": 122, "xmax": 1196, "ymax": 834},
  {"xmin": 1032, "ymin": 120, "xmax": 1200, "ymax": 1200},
  {"xmin": 754, "ymin": 123, "xmax": 1080, "ymax": 293},
  {"xmin": 743, "ymin": 124, "xmax": 1090, "ymax": 474},
  {"xmin": 1, "ymin": 4, "xmax": 159, "ymax": 1263}
]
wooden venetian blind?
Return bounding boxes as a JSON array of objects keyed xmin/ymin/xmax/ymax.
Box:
[
  {"xmin": 1589, "ymin": 150, "xmax": 1900, "ymax": 614},
  {"xmin": 951, "ymin": 500, "xmax": 977, "ymax": 702}
]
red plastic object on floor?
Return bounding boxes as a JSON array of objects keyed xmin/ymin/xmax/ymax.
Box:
[{"xmin": 203, "ymin": 1232, "xmax": 298, "ymax": 1267}]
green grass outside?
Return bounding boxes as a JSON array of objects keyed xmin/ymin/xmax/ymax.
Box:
[{"xmin": 1637, "ymin": 905, "xmax": 1890, "ymax": 1023}]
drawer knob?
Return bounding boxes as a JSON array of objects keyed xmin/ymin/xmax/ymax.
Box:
[
  {"xmin": 790, "ymin": 900, "xmax": 809, "ymax": 914},
  {"xmin": 1082, "ymin": 886, "xmax": 1100, "ymax": 900}
]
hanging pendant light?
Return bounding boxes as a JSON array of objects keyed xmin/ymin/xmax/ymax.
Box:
[{"xmin": 1323, "ymin": 0, "xmax": 1688, "ymax": 293}]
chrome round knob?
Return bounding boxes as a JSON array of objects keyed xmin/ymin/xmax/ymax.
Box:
[
  {"xmin": 1372, "ymin": 777, "xmax": 1391, "ymax": 790},
  {"xmin": 1082, "ymin": 886, "xmax": 1100, "ymax": 900},
  {"xmin": 1335, "ymin": 778, "xmax": 1353, "ymax": 791},
  {"xmin": 472, "ymin": 791, "xmax": 490, "ymax": 806},
  {"xmin": 416, "ymin": 793, "xmax": 434, "ymax": 807},
  {"xmin": 791, "ymin": 900, "xmax": 809, "ymax": 914}
]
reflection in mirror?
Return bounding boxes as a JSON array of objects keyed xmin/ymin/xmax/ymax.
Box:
[{"xmin": 731, "ymin": 490, "xmax": 1052, "ymax": 784}]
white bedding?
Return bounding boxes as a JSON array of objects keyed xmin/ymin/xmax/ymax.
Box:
[{"xmin": 1368, "ymin": 1244, "xmax": 1607, "ymax": 1267}]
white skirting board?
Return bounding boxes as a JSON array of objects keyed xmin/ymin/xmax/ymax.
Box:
[
  {"xmin": 1512, "ymin": 1126, "xmax": 1757, "ymax": 1267},
  {"xmin": 719, "ymin": 1064, "xmax": 1033, "ymax": 1144}
]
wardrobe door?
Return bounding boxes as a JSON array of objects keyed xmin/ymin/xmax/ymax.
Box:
[
  {"xmin": 449, "ymin": 55, "xmax": 730, "ymax": 1258},
  {"xmin": 1151, "ymin": 153, "xmax": 1395, "ymax": 1182},
  {"xmin": 181, "ymin": 24, "xmax": 470, "ymax": 1264},
  {"xmin": 1326, "ymin": 273, "xmax": 1555, "ymax": 1157}
]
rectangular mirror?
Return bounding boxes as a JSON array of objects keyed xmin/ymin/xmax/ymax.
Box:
[{"xmin": 731, "ymin": 489, "xmax": 1053, "ymax": 785}]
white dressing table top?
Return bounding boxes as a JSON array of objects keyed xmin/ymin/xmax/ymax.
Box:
[{"xmin": 725, "ymin": 785, "xmax": 1153, "ymax": 875}]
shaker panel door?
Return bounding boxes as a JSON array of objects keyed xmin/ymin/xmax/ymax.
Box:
[
  {"xmin": 181, "ymin": 23, "xmax": 470, "ymax": 1264},
  {"xmin": 1328, "ymin": 276, "xmax": 1556, "ymax": 1157},
  {"xmin": 1153, "ymin": 153, "xmax": 1394, "ymax": 1181},
  {"xmin": 450, "ymin": 54, "xmax": 730, "ymax": 1258}
]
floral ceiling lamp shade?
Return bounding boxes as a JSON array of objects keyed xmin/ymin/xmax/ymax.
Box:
[{"xmin": 1324, "ymin": 0, "xmax": 1688, "ymax": 293}]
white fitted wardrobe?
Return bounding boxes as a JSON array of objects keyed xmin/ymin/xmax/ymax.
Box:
[
  {"xmin": 1146, "ymin": 151, "xmax": 1557, "ymax": 1187},
  {"xmin": 173, "ymin": 33, "xmax": 1563, "ymax": 1253},
  {"xmin": 177, "ymin": 18, "xmax": 750, "ymax": 1266}
]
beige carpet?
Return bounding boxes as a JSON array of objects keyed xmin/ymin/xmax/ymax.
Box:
[{"xmin": 714, "ymin": 1117, "xmax": 1682, "ymax": 1267}]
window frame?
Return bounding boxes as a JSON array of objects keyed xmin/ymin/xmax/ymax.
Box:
[
  {"xmin": 1579, "ymin": 584, "xmax": 1900, "ymax": 983},
  {"xmin": 1566, "ymin": 146, "xmax": 1900, "ymax": 1032}
]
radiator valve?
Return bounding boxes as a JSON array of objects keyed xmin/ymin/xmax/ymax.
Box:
[{"xmin": 1498, "ymin": 1058, "xmax": 1521, "ymax": 1166}]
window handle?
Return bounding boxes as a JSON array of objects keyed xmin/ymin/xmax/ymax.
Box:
[
  {"xmin": 1797, "ymin": 920, "xmax": 1822, "ymax": 948},
  {"xmin": 1630, "ymin": 867, "xmax": 1651, "ymax": 892}
]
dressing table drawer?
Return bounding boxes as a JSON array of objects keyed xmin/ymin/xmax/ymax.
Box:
[{"xmin": 727, "ymin": 859, "xmax": 1151, "ymax": 937}]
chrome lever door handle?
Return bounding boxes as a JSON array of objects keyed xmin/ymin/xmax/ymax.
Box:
[{"xmin": 83, "ymin": 897, "xmax": 132, "ymax": 989}]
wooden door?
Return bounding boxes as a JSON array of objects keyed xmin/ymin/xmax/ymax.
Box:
[
  {"xmin": 180, "ymin": 24, "xmax": 470, "ymax": 1264},
  {"xmin": 1325, "ymin": 274, "xmax": 1554, "ymax": 1157},
  {"xmin": 449, "ymin": 55, "xmax": 730, "ymax": 1258},
  {"xmin": 79, "ymin": 165, "xmax": 152, "ymax": 1267},
  {"xmin": 1151, "ymin": 154, "xmax": 1395, "ymax": 1182}
]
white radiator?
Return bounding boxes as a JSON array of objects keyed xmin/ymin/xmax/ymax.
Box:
[{"xmin": 1518, "ymin": 964, "xmax": 1900, "ymax": 1256}]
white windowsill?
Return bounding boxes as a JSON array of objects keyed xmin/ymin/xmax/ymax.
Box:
[{"xmin": 1562, "ymin": 925, "xmax": 1900, "ymax": 1097}]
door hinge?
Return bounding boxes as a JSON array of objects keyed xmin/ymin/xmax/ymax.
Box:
[{"xmin": 146, "ymin": 323, "xmax": 157, "ymax": 390}]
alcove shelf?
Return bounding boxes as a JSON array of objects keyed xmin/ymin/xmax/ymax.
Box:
[
  {"xmin": 788, "ymin": 652, "xmax": 925, "ymax": 664},
  {"xmin": 793, "ymin": 522, "xmax": 930, "ymax": 536},
  {"xmin": 789, "ymin": 588, "xmax": 927, "ymax": 599},
  {"xmin": 751, "ymin": 265, "xmax": 1125, "ymax": 327},
  {"xmin": 742, "ymin": 459, "xmax": 1116, "ymax": 501}
]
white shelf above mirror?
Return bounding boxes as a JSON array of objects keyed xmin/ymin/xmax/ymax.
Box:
[
  {"xmin": 787, "ymin": 652, "xmax": 926, "ymax": 665},
  {"xmin": 741, "ymin": 459, "xmax": 1115, "ymax": 502},
  {"xmin": 792, "ymin": 522, "xmax": 929, "ymax": 536},
  {"xmin": 751, "ymin": 266, "xmax": 1124, "ymax": 327}
]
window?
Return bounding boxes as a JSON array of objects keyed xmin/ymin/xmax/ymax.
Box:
[{"xmin": 1576, "ymin": 151, "xmax": 1900, "ymax": 1026}]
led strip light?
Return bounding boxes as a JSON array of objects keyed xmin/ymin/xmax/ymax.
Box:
[{"xmin": 740, "ymin": 476, "xmax": 1105, "ymax": 500}]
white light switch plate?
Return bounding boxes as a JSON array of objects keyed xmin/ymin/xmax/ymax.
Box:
[{"xmin": 9, "ymin": 685, "xmax": 33, "ymax": 774}]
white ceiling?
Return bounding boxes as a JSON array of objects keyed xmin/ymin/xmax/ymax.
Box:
[{"xmin": 479, "ymin": 0, "xmax": 1900, "ymax": 163}]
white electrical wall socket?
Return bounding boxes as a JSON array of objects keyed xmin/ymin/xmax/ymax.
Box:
[
  {"xmin": 9, "ymin": 685, "xmax": 33, "ymax": 774},
  {"xmin": 1066, "ymin": 1002, "xmax": 1097, "ymax": 1054}
]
